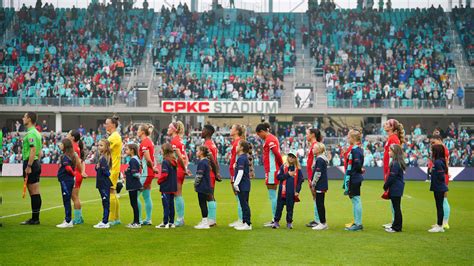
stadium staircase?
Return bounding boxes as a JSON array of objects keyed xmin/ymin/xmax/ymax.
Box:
[
  {"xmin": 447, "ymin": 13, "xmax": 474, "ymax": 89},
  {"xmin": 280, "ymin": 12, "xmax": 326, "ymax": 110}
]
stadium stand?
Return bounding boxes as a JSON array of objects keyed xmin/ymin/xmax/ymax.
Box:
[
  {"xmin": 308, "ymin": 5, "xmax": 459, "ymax": 108},
  {"xmin": 0, "ymin": 2, "xmax": 153, "ymax": 106}
]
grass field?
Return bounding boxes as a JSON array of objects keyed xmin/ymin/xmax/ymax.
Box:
[{"xmin": 0, "ymin": 177, "xmax": 473, "ymax": 265}]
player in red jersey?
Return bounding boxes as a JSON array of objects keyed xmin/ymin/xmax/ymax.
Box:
[
  {"xmin": 256, "ymin": 122, "xmax": 283, "ymax": 227},
  {"xmin": 168, "ymin": 121, "xmax": 189, "ymax": 227},
  {"xmin": 202, "ymin": 124, "xmax": 221, "ymax": 226},
  {"xmin": 67, "ymin": 130, "xmax": 87, "ymax": 225},
  {"xmin": 305, "ymin": 128, "xmax": 323, "ymax": 228},
  {"xmin": 382, "ymin": 119, "xmax": 405, "ymax": 229},
  {"xmin": 228, "ymin": 124, "xmax": 246, "ymax": 228},
  {"xmin": 138, "ymin": 124, "xmax": 158, "ymax": 225}
]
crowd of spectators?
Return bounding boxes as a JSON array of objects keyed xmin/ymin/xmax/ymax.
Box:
[
  {"xmin": 308, "ymin": 4, "xmax": 463, "ymax": 108},
  {"xmin": 153, "ymin": 3, "xmax": 293, "ymax": 100},
  {"xmin": 0, "ymin": 0, "xmax": 152, "ymax": 105}
]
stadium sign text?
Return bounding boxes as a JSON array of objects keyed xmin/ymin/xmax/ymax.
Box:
[{"xmin": 161, "ymin": 101, "xmax": 279, "ymax": 114}]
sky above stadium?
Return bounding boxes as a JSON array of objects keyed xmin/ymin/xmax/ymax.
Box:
[{"xmin": 11, "ymin": 0, "xmax": 465, "ymax": 12}]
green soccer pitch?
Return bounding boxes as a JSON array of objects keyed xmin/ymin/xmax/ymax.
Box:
[{"xmin": 0, "ymin": 178, "xmax": 473, "ymax": 265}]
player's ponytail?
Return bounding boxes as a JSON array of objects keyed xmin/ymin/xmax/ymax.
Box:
[
  {"xmin": 140, "ymin": 123, "xmax": 154, "ymax": 137},
  {"xmin": 70, "ymin": 130, "xmax": 85, "ymax": 161},
  {"xmin": 171, "ymin": 121, "xmax": 185, "ymax": 136},
  {"xmin": 233, "ymin": 124, "xmax": 247, "ymax": 140},
  {"xmin": 387, "ymin": 119, "xmax": 406, "ymax": 144},
  {"xmin": 308, "ymin": 128, "xmax": 323, "ymax": 142}
]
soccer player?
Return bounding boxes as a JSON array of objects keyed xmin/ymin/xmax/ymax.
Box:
[
  {"xmin": 168, "ymin": 121, "xmax": 190, "ymax": 226},
  {"xmin": 343, "ymin": 129, "xmax": 364, "ymax": 232},
  {"xmin": 429, "ymin": 134, "xmax": 451, "ymax": 229},
  {"xmin": 105, "ymin": 115, "xmax": 122, "ymax": 226},
  {"xmin": 382, "ymin": 119, "xmax": 405, "ymax": 229},
  {"xmin": 272, "ymin": 151, "xmax": 304, "ymax": 229},
  {"xmin": 67, "ymin": 130, "xmax": 87, "ymax": 225},
  {"xmin": 428, "ymin": 145, "xmax": 449, "ymax": 233},
  {"xmin": 256, "ymin": 122, "xmax": 283, "ymax": 227},
  {"xmin": 228, "ymin": 124, "xmax": 246, "ymax": 228},
  {"xmin": 305, "ymin": 128, "xmax": 323, "ymax": 228},
  {"xmin": 138, "ymin": 124, "xmax": 158, "ymax": 225},
  {"xmin": 20, "ymin": 112, "xmax": 43, "ymax": 225},
  {"xmin": 202, "ymin": 124, "xmax": 221, "ymax": 226}
]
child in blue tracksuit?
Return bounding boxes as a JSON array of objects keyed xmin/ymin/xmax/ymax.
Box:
[
  {"xmin": 124, "ymin": 143, "xmax": 142, "ymax": 229},
  {"xmin": 94, "ymin": 139, "xmax": 113, "ymax": 229},
  {"xmin": 428, "ymin": 144, "xmax": 449, "ymax": 233},
  {"xmin": 233, "ymin": 140, "xmax": 252, "ymax": 230},
  {"xmin": 156, "ymin": 143, "xmax": 178, "ymax": 229},
  {"xmin": 343, "ymin": 129, "xmax": 365, "ymax": 231},
  {"xmin": 311, "ymin": 142, "xmax": 329, "ymax": 230},
  {"xmin": 56, "ymin": 139, "xmax": 79, "ymax": 228},
  {"xmin": 273, "ymin": 151, "xmax": 304, "ymax": 229},
  {"xmin": 383, "ymin": 144, "xmax": 405, "ymax": 233},
  {"xmin": 194, "ymin": 146, "xmax": 214, "ymax": 229}
]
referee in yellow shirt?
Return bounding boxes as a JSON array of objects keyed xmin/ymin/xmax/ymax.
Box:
[
  {"xmin": 105, "ymin": 115, "xmax": 123, "ymax": 225},
  {"xmin": 20, "ymin": 112, "xmax": 43, "ymax": 225}
]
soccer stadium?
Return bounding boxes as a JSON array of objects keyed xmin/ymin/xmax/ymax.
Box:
[{"xmin": 0, "ymin": 0, "xmax": 473, "ymax": 264}]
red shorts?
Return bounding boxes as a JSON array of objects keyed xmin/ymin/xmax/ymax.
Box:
[
  {"xmin": 74, "ymin": 174, "xmax": 83, "ymax": 189},
  {"xmin": 177, "ymin": 173, "xmax": 185, "ymax": 185},
  {"xmin": 210, "ymin": 172, "xmax": 216, "ymax": 189}
]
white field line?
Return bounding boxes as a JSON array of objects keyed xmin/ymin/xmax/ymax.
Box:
[{"xmin": 0, "ymin": 181, "xmax": 192, "ymax": 219}]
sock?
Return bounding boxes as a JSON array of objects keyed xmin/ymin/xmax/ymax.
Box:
[
  {"xmin": 313, "ymin": 201, "xmax": 320, "ymax": 223},
  {"xmin": 207, "ymin": 201, "xmax": 217, "ymax": 221},
  {"xmin": 268, "ymin": 189, "xmax": 277, "ymax": 218},
  {"xmin": 31, "ymin": 194, "xmax": 42, "ymax": 221},
  {"xmin": 175, "ymin": 196, "xmax": 185, "ymax": 220},
  {"xmin": 443, "ymin": 198, "xmax": 450, "ymax": 223},
  {"xmin": 73, "ymin": 209, "xmax": 82, "ymax": 222},
  {"xmin": 109, "ymin": 193, "xmax": 119, "ymax": 221},
  {"xmin": 142, "ymin": 189, "xmax": 153, "ymax": 222},
  {"xmin": 351, "ymin": 196, "xmax": 362, "ymax": 225},
  {"xmin": 236, "ymin": 195, "xmax": 243, "ymax": 221}
]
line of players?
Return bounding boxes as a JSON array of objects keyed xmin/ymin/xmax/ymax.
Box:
[{"xmin": 19, "ymin": 112, "xmax": 451, "ymax": 232}]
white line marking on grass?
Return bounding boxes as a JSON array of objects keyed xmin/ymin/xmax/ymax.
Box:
[
  {"xmin": 405, "ymin": 194, "xmax": 413, "ymax": 199},
  {"xmin": 0, "ymin": 181, "xmax": 193, "ymax": 219}
]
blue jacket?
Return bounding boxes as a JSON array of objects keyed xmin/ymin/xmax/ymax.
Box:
[
  {"xmin": 125, "ymin": 156, "xmax": 142, "ymax": 191},
  {"xmin": 383, "ymin": 161, "xmax": 405, "ymax": 197},
  {"xmin": 234, "ymin": 154, "xmax": 251, "ymax": 192},
  {"xmin": 96, "ymin": 156, "xmax": 112, "ymax": 189},
  {"xmin": 312, "ymin": 156, "xmax": 328, "ymax": 191},
  {"xmin": 430, "ymin": 159, "xmax": 449, "ymax": 192},
  {"xmin": 348, "ymin": 146, "xmax": 364, "ymax": 184},
  {"xmin": 194, "ymin": 158, "xmax": 212, "ymax": 194},
  {"xmin": 57, "ymin": 154, "xmax": 75, "ymax": 182},
  {"xmin": 276, "ymin": 164, "xmax": 304, "ymax": 197},
  {"xmin": 159, "ymin": 159, "xmax": 178, "ymax": 193}
]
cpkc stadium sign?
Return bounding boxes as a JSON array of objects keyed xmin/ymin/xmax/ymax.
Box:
[{"xmin": 161, "ymin": 101, "xmax": 279, "ymax": 114}]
